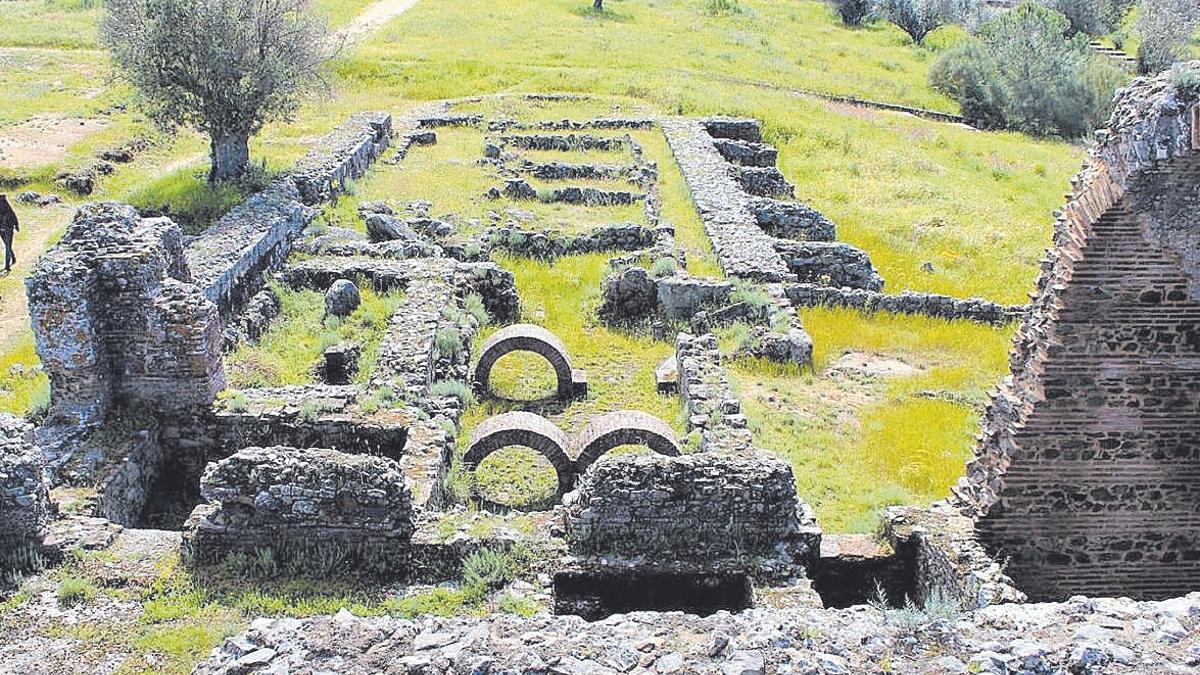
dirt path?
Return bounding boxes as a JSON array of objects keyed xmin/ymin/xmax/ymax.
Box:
[
  {"xmin": 0, "ymin": 201, "xmax": 70, "ymax": 348},
  {"xmin": 336, "ymin": 0, "xmax": 420, "ymax": 44}
]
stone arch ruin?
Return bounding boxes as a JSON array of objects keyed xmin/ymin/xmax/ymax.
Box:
[
  {"xmin": 572, "ymin": 410, "xmax": 682, "ymax": 473},
  {"xmin": 472, "ymin": 324, "xmax": 588, "ymax": 400},
  {"xmin": 462, "ymin": 410, "xmax": 576, "ymax": 498},
  {"xmin": 957, "ymin": 75, "xmax": 1200, "ymax": 601}
]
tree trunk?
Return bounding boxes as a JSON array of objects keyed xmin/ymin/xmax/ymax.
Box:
[
  {"xmin": 593, "ymin": 0, "xmax": 603, "ymax": 10},
  {"xmin": 209, "ymin": 133, "xmax": 250, "ymax": 183}
]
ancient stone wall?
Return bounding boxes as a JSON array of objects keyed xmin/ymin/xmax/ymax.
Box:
[
  {"xmin": 0, "ymin": 414, "xmax": 50, "ymax": 566},
  {"xmin": 566, "ymin": 452, "xmax": 819, "ymax": 577},
  {"xmin": 185, "ymin": 112, "xmax": 393, "ymax": 317},
  {"xmin": 959, "ymin": 66, "xmax": 1200, "ymax": 600},
  {"xmin": 785, "ymin": 283, "xmax": 1023, "ymax": 325},
  {"xmin": 182, "ymin": 446, "xmax": 414, "ymax": 569},
  {"xmin": 27, "ymin": 203, "xmax": 225, "ymax": 426},
  {"xmin": 662, "ymin": 118, "xmax": 794, "ymax": 282}
]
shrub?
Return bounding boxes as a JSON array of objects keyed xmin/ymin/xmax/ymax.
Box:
[
  {"xmin": 876, "ymin": 0, "xmax": 979, "ymax": 44},
  {"xmin": 435, "ymin": 327, "xmax": 463, "ymax": 359},
  {"xmin": 1037, "ymin": 0, "xmax": 1132, "ymax": 36},
  {"xmin": 930, "ymin": 2, "xmax": 1126, "ymax": 137},
  {"xmin": 831, "ymin": 0, "xmax": 872, "ymax": 26},
  {"xmin": 57, "ymin": 575, "xmax": 97, "ymax": 606},
  {"xmin": 430, "ymin": 379, "xmax": 474, "ymax": 406},
  {"xmin": 705, "ymin": 0, "xmax": 742, "ymax": 16},
  {"xmin": 462, "ymin": 548, "xmax": 516, "ymax": 594},
  {"xmin": 464, "ymin": 293, "xmax": 490, "ymax": 326},
  {"xmin": 1137, "ymin": 0, "xmax": 1200, "ymax": 74},
  {"xmin": 650, "ymin": 256, "xmax": 678, "ymax": 278}
]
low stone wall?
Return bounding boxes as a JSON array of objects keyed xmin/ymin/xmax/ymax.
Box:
[
  {"xmin": 739, "ymin": 166, "xmax": 795, "ymax": 199},
  {"xmin": 92, "ymin": 430, "xmax": 167, "ymax": 527},
  {"xmin": 185, "ymin": 182, "xmax": 315, "ymax": 317},
  {"xmin": 499, "ymin": 133, "xmax": 630, "ymax": 152},
  {"xmin": 884, "ymin": 504, "xmax": 1026, "ymax": 610},
  {"xmin": 292, "ymin": 112, "xmax": 393, "ymax": 205},
  {"xmin": 182, "ymin": 446, "xmax": 414, "ymax": 570},
  {"xmin": 662, "ymin": 118, "xmax": 793, "ymax": 282},
  {"xmin": 675, "ymin": 332, "xmax": 747, "ymax": 437},
  {"xmin": 479, "ymin": 223, "xmax": 658, "ymax": 260},
  {"xmin": 566, "ymin": 452, "xmax": 819, "ymax": 577},
  {"xmin": 27, "ymin": 203, "xmax": 225, "ymax": 426},
  {"xmin": 785, "ymin": 283, "xmax": 1024, "ymax": 325},
  {"xmin": 186, "ymin": 112, "xmax": 394, "ymax": 317},
  {"xmin": 749, "ymin": 197, "xmax": 836, "ymax": 242},
  {"xmin": 0, "ymin": 415, "xmax": 50, "ymax": 567},
  {"xmin": 774, "ymin": 240, "xmax": 884, "ymax": 291}
]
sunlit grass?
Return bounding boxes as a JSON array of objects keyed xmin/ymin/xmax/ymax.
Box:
[
  {"xmin": 224, "ymin": 283, "xmax": 405, "ymax": 389},
  {"xmin": 0, "ymin": 333, "xmax": 49, "ymax": 418},
  {"xmin": 730, "ymin": 306, "xmax": 1015, "ymax": 532}
]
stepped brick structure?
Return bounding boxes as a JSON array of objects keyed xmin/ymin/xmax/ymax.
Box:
[{"xmin": 957, "ymin": 66, "xmax": 1200, "ymax": 600}]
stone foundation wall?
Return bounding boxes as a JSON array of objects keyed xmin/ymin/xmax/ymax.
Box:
[
  {"xmin": 92, "ymin": 430, "xmax": 166, "ymax": 527},
  {"xmin": 566, "ymin": 452, "xmax": 819, "ymax": 576},
  {"xmin": 884, "ymin": 505, "xmax": 1025, "ymax": 610},
  {"xmin": 292, "ymin": 112, "xmax": 392, "ymax": 205},
  {"xmin": 785, "ymin": 283, "xmax": 1023, "ymax": 325},
  {"xmin": 959, "ymin": 66, "xmax": 1200, "ymax": 600},
  {"xmin": 27, "ymin": 203, "xmax": 225, "ymax": 426},
  {"xmin": 182, "ymin": 446, "xmax": 414, "ymax": 570},
  {"xmin": 0, "ymin": 414, "xmax": 50, "ymax": 566},
  {"xmin": 662, "ymin": 118, "xmax": 793, "ymax": 282}
]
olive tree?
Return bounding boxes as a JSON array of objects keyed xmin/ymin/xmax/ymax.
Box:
[
  {"xmin": 1137, "ymin": 0, "xmax": 1200, "ymax": 74},
  {"xmin": 876, "ymin": 0, "xmax": 979, "ymax": 44},
  {"xmin": 101, "ymin": 0, "xmax": 331, "ymax": 183}
]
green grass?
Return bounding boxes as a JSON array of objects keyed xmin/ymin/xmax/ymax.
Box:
[
  {"xmin": 0, "ymin": 333, "xmax": 50, "ymax": 418},
  {"xmin": 125, "ymin": 166, "xmax": 258, "ymax": 235},
  {"xmin": 352, "ymin": 0, "xmax": 963, "ymax": 112},
  {"xmin": 225, "ymin": 283, "xmax": 405, "ymax": 389},
  {"xmin": 728, "ymin": 306, "xmax": 1015, "ymax": 532}
]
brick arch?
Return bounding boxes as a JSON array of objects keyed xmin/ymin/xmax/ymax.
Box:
[
  {"xmin": 472, "ymin": 324, "xmax": 587, "ymax": 400},
  {"xmin": 573, "ymin": 410, "xmax": 682, "ymax": 473},
  {"xmin": 463, "ymin": 411, "xmax": 575, "ymax": 499}
]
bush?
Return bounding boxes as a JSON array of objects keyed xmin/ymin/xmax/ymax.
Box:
[
  {"xmin": 876, "ymin": 0, "xmax": 979, "ymax": 44},
  {"xmin": 429, "ymin": 379, "xmax": 474, "ymax": 406},
  {"xmin": 704, "ymin": 0, "xmax": 742, "ymax": 16},
  {"xmin": 1137, "ymin": 0, "xmax": 1200, "ymax": 74},
  {"xmin": 650, "ymin": 256, "xmax": 678, "ymax": 278},
  {"xmin": 831, "ymin": 0, "xmax": 872, "ymax": 26},
  {"xmin": 1038, "ymin": 0, "xmax": 1132, "ymax": 36},
  {"xmin": 434, "ymin": 327, "xmax": 463, "ymax": 359},
  {"xmin": 930, "ymin": 2, "xmax": 1126, "ymax": 137},
  {"xmin": 463, "ymin": 293, "xmax": 490, "ymax": 326},
  {"xmin": 57, "ymin": 575, "xmax": 96, "ymax": 606},
  {"xmin": 462, "ymin": 548, "xmax": 516, "ymax": 595}
]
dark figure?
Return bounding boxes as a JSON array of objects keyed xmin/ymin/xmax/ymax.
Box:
[{"xmin": 0, "ymin": 194, "xmax": 16, "ymax": 273}]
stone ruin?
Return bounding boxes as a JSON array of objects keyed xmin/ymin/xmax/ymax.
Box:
[
  {"xmin": 0, "ymin": 414, "xmax": 51, "ymax": 569},
  {"xmin": 182, "ymin": 446, "xmax": 414, "ymax": 570},
  {"xmin": 26, "ymin": 203, "xmax": 225, "ymax": 427},
  {"xmin": 16, "ymin": 77, "xmax": 1200, "ymax": 666},
  {"xmin": 955, "ymin": 67, "xmax": 1200, "ymax": 601}
]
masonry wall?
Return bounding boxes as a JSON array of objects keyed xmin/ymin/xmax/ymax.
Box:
[{"xmin": 961, "ymin": 69, "xmax": 1200, "ymax": 601}]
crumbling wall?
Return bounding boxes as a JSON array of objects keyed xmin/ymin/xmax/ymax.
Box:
[
  {"xmin": 182, "ymin": 446, "xmax": 414, "ymax": 570},
  {"xmin": 958, "ymin": 66, "xmax": 1200, "ymax": 600},
  {"xmin": 565, "ymin": 452, "xmax": 819, "ymax": 578},
  {"xmin": 27, "ymin": 203, "xmax": 225, "ymax": 426},
  {"xmin": 0, "ymin": 415, "xmax": 50, "ymax": 568}
]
